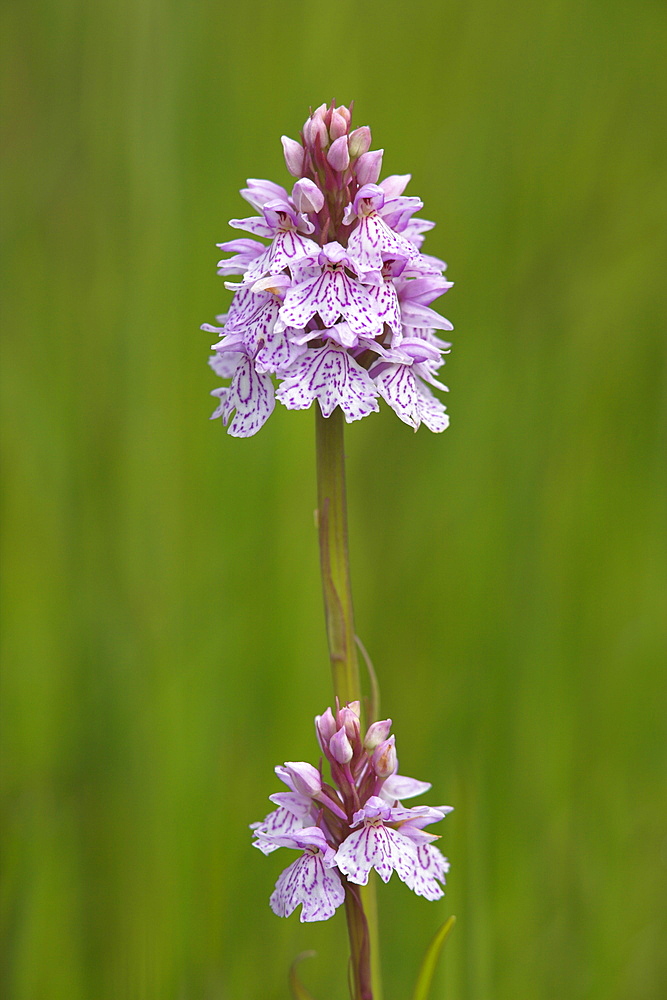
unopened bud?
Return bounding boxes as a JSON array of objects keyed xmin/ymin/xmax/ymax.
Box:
[
  {"xmin": 329, "ymin": 110, "xmax": 348, "ymax": 140},
  {"xmin": 281, "ymin": 135, "xmax": 304, "ymax": 177},
  {"xmin": 292, "ymin": 178, "xmax": 324, "ymax": 214},
  {"xmin": 372, "ymin": 736, "xmax": 397, "ymax": 779},
  {"xmin": 303, "ymin": 113, "xmax": 329, "ymax": 149},
  {"xmin": 283, "ymin": 761, "xmax": 322, "ymax": 798},
  {"xmin": 327, "ymin": 135, "xmax": 350, "ymax": 171},
  {"xmin": 354, "ymin": 149, "xmax": 384, "ymax": 186},
  {"xmin": 338, "ymin": 705, "xmax": 361, "ymax": 745},
  {"xmin": 330, "ymin": 727, "xmax": 353, "ymax": 764},
  {"xmin": 364, "ymin": 718, "xmax": 392, "ymax": 751},
  {"xmin": 348, "ymin": 126, "xmax": 372, "ymax": 159},
  {"xmin": 315, "ymin": 707, "xmax": 337, "ymax": 751},
  {"xmin": 336, "ymin": 104, "xmax": 352, "ymax": 126}
]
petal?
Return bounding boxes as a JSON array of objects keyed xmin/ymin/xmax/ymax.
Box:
[
  {"xmin": 334, "ymin": 826, "xmax": 375, "ymax": 885},
  {"xmin": 244, "ymin": 230, "xmax": 319, "ymax": 282},
  {"xmin": 240, "ymin": 178, "xmax": 290, "ymax": 212},
  {"xmin": 268, "ymin": 792, "xmax": 314, "ymax": 819},
  {"xmin": 225, "ymin": 359, "xmax": 275, "ymax": 437},
  {"xmin": 216, "ymin": 238, "xmax": 265, "ymax": 275},
  {"xmin": 228, "ymin": 215, "xmax": 275, "ymax": 238},
  {"xmin": 404, "ymin": 843, "xmax": 450, "ymax": 900},
  {"xmin": 210, "ymin": 387, "xmax": 229, "ymax": 421},
  {"xmin": 251, "ymin": 805, "xmax": 306, "ymax": 854},
  {"xmin": 209, "ymin": 351, "xmax": 243, "ymax": 379},
  {"xmin": 348, "ymin": 213, "xmax": 420, "ymax": 273},
  {"xmin": 380, "ymin": 196, "xmax": 423, "ymax": 232},
  {"xmin": 400, "ymin": 300, "xmax": 454, "ymax": 333},
  {"xmin": 365, "ymin": 281, "xmax": 402, "ymax": 340},
  {"xmin": 379, "ymin": 174, "xmax": 411, "ymax": 198},
  {"xmin": 335, "ymin": 823, "xmax": 418, "ymax": 886},
  {"xmin": 279, "ymin": 266, "xmax": 382, "ymax": 337},
  {"xmin": 254, "ymin": 325, "xmax": 306, "ymax": 376},
  {"xmin": 381, "ymin": 773, "xmax": 432, "ymax": 801},
  {"xmin": 270, "ymin": 852, "xmax": 345, "ymax": 922},
  {"xmin": 276, "ymin": 346, "xmax": 379, "ymax": 423},
  {"xmin": 397, "ymin": 275, "xmax": 453, "ymax": 307},
  {"xmin": 227, "ymin": 295, "xmax": 281, "ymax": 357},
  {"xmin": 415, "ymin": 380, "xmax": 450, "ymax": 433},
  {"xmin": 374, "ymin": 364, "xmax": 422, "ymax": 430}
]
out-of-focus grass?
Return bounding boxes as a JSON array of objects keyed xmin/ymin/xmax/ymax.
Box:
[{"xmin": 2, "ymin": 1, "xmax": 666, "ymax": 998}]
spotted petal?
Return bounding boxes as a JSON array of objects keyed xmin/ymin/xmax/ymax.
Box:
[
  {"xmin": 347, "ymin": 213, "xmax": 420, "ymax": 272},
  {"xmin": 221, "ymin": 358, "xmax": 275, "ymax": 437},
  {"xmin": 279, "ymin": 264, "xmax": 382, "ymax": 337},
  {"xmin": 335, "ymin": 820, "xmax": 418, "ymax": 886},
  {"xmin": 244, "ymin": 230, "xmax": 319, "ymax": 283},
  {"xmin": 404, "ymin": 843, "xmax": 450, "ymax": 900},
  {"xmin": 365, "ymin": 280, "xmax": 402, "ymax": 341},
  {"xmin": 276, "ymin": 346, "xmax": 379, "ymax": 422},
  {"xmin": 269, "ymin": 829, "xmax": 345, "ymax": 923},
  {"xmin": 254, "ymin": 325, "xmax": 306, "ymax": 376},
  {"xmin": 374, "ymin": 364, "xmax": 449, "ymax": 433},
  {"xmin": 250, "ymin": 805, "xmax": 307, "ymax": 855}
]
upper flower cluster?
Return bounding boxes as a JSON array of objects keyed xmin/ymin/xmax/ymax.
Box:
[
  {"xmin": 205, "ymin": 102, "xmax": 454, "ymax": 437},
  {"xmin": 251, "ymin": 701, "xmax": 452, "ymax": 922}
]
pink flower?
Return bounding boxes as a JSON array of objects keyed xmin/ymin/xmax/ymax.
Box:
[
  {"xmin": 251, "ymin": 702, "xmax": 453, "ymax": 921},
  {"xmin": 204, "ymin": 103, "xmax": 454, "ymax": 436},
  {"xmin": 334, "ymin": 797, "xmax": 418, "ymax": 886}
]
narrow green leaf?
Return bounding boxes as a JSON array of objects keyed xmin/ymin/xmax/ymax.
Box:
[
  {"xmin": 289, "ymin": 951, "xmax": 318, "ymax": 1000},
  {"xmin": 410, "ymin": 916, "xmax": 456, "ymax": 1000}
]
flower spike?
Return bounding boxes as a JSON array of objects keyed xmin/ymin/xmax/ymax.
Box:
[
  {"xmin": 251, "ymin": 704, "xmax": 452, "ymax": 922},
  {"xmin": 204, "ymin": 104, "xmax": 454, "ymax": 436}
]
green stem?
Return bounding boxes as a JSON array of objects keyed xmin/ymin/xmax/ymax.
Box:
[
  {"xmin": 315, "ymin": 405, "xmax": 359, "ymax": 703},
  {"xmin": 315, "ymin": 405, "xmax": 383, "ymax": 1000}
]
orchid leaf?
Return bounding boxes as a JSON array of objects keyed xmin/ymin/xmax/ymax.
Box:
[
  {"xmin": 410, "ymin": 915, "xmax": 456, "ymax": 1000},
  {"xmin": 289, "ymin": 951, "xmax": 318, "ymax": 1000}
]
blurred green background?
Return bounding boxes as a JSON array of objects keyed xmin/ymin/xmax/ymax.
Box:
[{"xmin": 2, "ymin": 0, "xmax": 666, "ymax": 997}]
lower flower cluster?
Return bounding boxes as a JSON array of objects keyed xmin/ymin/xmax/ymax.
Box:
[{"xmin": 251, "ymin": 702, "xmax": 452, "ymax": 922}]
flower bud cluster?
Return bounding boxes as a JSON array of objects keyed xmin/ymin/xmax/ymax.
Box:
[
  {"xmin": 251, "ymin": 702, "xmax": 452, "ymax": 923},
  {"xmin": 204, "ymin": 102, "xmax": 454, "ymax": 437}
]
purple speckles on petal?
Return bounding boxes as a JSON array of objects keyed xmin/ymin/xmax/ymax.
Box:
[
  {"xmin": 347, "ymin": 213, "xmax": 420, "ymax": 273},
  {"xmin": 254, "ymin": 325, "xmax": 306, "ymax": 376},
  {"xmin": 373, "ymin": 364, "xmax": 449, "ymax": 433},
  {"xmin": 244, "ymin": 229, "xmax": 319, "ymax": 283},
  {"xmin": 405, "ymin": 843, "xmax": 450, "ymax": 900},
  {"xmin": 365, "ymin": 280, "xmax": 402, "ymax": 341},
  {"xmin": 335, "ymin": 820, "xmax": 418, "ymax": 886},
  {"xmin": 223, "ymin": 359, "xmax": 275, "ymax": 437},
  {"xmin": 270, "ymin": 849, "xmax": 345, "ymax": 922},
  {"xmin": 276, "ymin": 346, "xmax": 379, "ymax": 422},
  {"xmin": 279, "ymin": 262, "xmax": 383, "ymax": 338},
  {"xmin": 251, "ymin": 805, "xmax": 307, "ymax": 855}
]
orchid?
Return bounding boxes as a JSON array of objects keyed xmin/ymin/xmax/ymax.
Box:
[
  {"xmin": 251, "ymin": 702, "xmax": 452, "ymax": 922},
  {"xmin": 208, "ymin": 103, "xmax": 457, "ymax": 999},
  {"xmin": 204, "ymin": 102, "xmax": 453, "ymax": 436}
]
